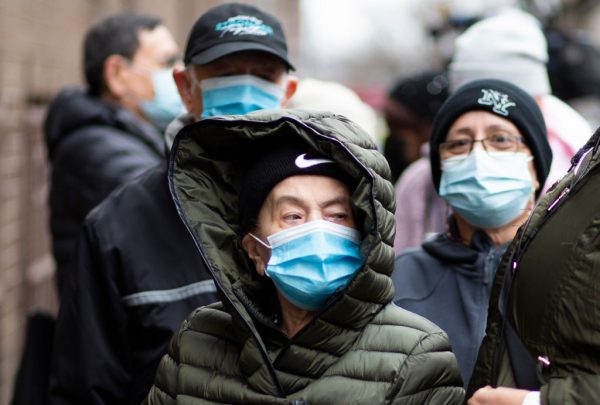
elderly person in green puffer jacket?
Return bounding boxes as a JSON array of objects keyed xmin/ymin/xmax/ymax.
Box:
[{"xmin": 143, "ymin": 109, "xmax": 465, "ymax": 404}]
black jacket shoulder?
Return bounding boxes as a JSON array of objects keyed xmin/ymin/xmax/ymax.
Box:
[{"xmin": 45, "ymin": 87, "xmax": 166, "ymax": 291}]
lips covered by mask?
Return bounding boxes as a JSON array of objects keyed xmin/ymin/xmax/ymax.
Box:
[
  {"xmin": 199, "ymin": 74, "xmax": 284, "ymax": 119},
  {"xmin": 251, "ymin": 220, "xmax": 364, "ymax": 311},
  {"xmin": 141, "ymin": 68, "xmax": 186, "ymax": 131},
  {"xmin": 439, "ymin": 149, "xmax": 534, "ymax": 228}
]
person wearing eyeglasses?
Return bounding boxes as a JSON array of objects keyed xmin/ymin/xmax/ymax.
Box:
[{"xmin": 391, "ymin": 79, "xmax": 553, "ymax": 387}]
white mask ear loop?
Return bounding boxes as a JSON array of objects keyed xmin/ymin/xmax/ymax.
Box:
[
  {"xmin": 278, "ymin": 76, "xmax": 289, "ymax": 107},
  {"xmin": 249, "ymin": 233, "xmax": 272, "ymax": 249}
]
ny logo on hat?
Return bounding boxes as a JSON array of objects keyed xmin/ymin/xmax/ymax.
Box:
[
  {"xmin": 215, "ymin": 15, "xmax": 273, "ymax": 38},
  {"xmin": 477, "ymin": 89, "xmax": 516, "ymax": 116}
]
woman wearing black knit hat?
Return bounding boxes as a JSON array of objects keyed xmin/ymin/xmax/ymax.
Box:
[
  {"xmin": 145, "ymin": 109, "xmax": 465, "ymax": 404},
  {"xmin": 391, "ymin": 79, "xmax": 553, "ymax": 387}
]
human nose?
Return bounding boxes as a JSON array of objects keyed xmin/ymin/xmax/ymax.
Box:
[
  {"xmin": 468, "ymin": 136, "xmax": 492, "ymax": 155},
  {"xmin": 471, "ymin": 133, "xmax": 487, "ymax": 151},
  {"xmin": 306, "ymin": 211, "xmax": 323, "ymax": 223}
]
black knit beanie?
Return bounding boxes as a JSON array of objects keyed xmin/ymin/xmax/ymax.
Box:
[
  {"xmin": 429, "ymin": 79, "xmax": 552, "ymax": 196},
  {"xmin": 239, "ymin": 145, "xmax": 355, "ymax": 233}
]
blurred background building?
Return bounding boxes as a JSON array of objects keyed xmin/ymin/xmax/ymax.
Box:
[{"xmin": 1, "ymin": 0, "xmax": 600, "ymax": 402}]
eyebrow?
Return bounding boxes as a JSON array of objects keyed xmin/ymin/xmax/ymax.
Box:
[
  {"xmin": 486, "ymin": 124, "xmax": 519, "ymax": 133},
  {"xmin": 272, "ymin": 195, "xmax": 352, "ymax": 210},
  {"xmin": 447, "ymin": 127, "xmax": 474, "ymax": 138},
  {"xmin": 272, "ymin": 195, "xmax": 305, "ymax": 209},
  {"xmin": 318, "ymin": 195, "xmax": 352, "ymax": 209},
  {"xmin": 448, "ymin": 124, "xmax": 518, "ymax": 138}
]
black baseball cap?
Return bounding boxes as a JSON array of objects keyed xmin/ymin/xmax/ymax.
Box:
[{"xmin": 184, "ymin": 3, "xmax": 294, "ymax": 71}]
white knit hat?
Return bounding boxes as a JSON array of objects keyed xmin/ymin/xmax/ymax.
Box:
[
  {"xmin": 448, "ymin": 8, "xmax": 551, "ymax": 96},
  {"xmin": 287, "ymin": 78, "xmax": 380, "ymax": 144}
]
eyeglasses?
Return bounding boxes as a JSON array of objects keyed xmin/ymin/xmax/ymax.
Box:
[{"xmin": 439, "ymin": 134, "xmax": 525, "ymax": 158}]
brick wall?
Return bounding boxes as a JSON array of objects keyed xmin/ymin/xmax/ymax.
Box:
[{"xmin": 0, "ymin": 1, "xmax": 298, "ymax": 402}]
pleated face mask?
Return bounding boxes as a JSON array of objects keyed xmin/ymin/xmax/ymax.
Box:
[
  {"xmin": 439, "ymin": 148, "xmax": 534, "ymax": 229},
  {"xmin": 199, "ymin": 74, "xmax": 283, "ymax": 119},
  {"xmin": 141, "ymin": 68, "xmax": 186, "ymax": 131},
  {"xmin": 251, "ymin": 220, "xmax": 364, "ymax": 311}
]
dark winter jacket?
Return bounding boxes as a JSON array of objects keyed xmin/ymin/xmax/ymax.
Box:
[
  {"xmin": 48, "ymin": 161, "xmax": 219, "ymax": 405},
  {"xmin": 392, "ymin": 220, "xmax": 508, "ymax": 386},
  {"xmin": 144, "ymin": 109, "xmax": 465, "ymax": 404},
  {"xmin": 44, "ymin": 87, "xmax": 166, "ymax": 291},
  {"xmin": 468, "ymin": 134, "xmax": 600, "ymax": 404}
]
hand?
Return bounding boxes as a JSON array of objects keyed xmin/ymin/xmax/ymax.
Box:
[{"xmin": 467, "ymin": 386, "xmax": 530, "ymax": 405}]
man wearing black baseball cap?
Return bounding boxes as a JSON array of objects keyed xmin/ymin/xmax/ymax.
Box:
[
  {"xmin": 49, "ymin": 4, "xmax": 297, "ymax": 405},
  {"xmin": 166, "ymin": 2, "xmax": 297, "ymax": 146},
  {"xmin": 183, "ymin": 3, "xmax": 294, "ymax": 69}
]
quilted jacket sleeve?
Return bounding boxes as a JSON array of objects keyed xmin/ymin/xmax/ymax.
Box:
[
  {"xmin": 391, "ymin": 331, "xmax": 465, "ymax": 404},
  {"xmin": 542, "ymin": 373, "xmax": 600, "ymax": 404}
]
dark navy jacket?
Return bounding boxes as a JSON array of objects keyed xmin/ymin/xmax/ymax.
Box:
[
  {"xmin": 49, "ymin": 162, "xmax": 219, "ymax": 405},
  {"xmin": 392, "ymin": 220, "xmax": 508, "ymax": 386},
  {"xmin": 44, "ymin": 87, "xmax": 165, "ymax": 292}
]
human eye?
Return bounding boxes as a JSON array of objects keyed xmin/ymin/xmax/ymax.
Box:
[
  {"xmin": 252, "ymin": 63, "xmax": 283, "ymax": 82},
  {"xmin": 323, "ymin": 203, "xmax": 354, "ymax": 225},
  {"xmin": 488, "ymin": 133, "xmax": 517, "ymax": 150},
  {"xmin": 328, "ymin": 212, "xmax": 349, "ymax": 222},
  {"xmin": 442, "ymin": 138, "xmax": 471, "ymax": 154},
  {"xmin": 282, "ymin": 211, "xmax": 304, "ymax": 224},
  {"xmin": 162, "ymin": 55, "xmax": 180, "ymax": 69},
  {"xmin": 254, "ymin": 71, "xmax": 277, "ymax": 83}
]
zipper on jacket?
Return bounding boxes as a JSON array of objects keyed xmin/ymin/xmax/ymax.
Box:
[{"xmin": 546, "ymin": 187, "xmax": 570, "ymax": 212}]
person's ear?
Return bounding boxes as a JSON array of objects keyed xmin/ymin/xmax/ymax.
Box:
[
  {"xmin": 280, "ymin": 75, "xmax": 298, "ymax": 107},
  {"xmin": 242, "ymin": 234, "xmax": 267, "ymax": 276},
  {"xmin": 103, "ymin": 55, "xmax": 130, "ymax": 99},
  {"xmin": 173, "ymin": 67, "xmax": 195, "ymax": 113}
]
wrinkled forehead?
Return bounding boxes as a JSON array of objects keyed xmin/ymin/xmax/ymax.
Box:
[{"xmin": 264, "ymin": 175, "xmax": 352, "ymax": 207}]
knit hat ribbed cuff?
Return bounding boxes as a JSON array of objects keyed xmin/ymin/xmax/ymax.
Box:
[{"xmin": 239, "ymin": 145, "xmax": 355, "ymax": 233}]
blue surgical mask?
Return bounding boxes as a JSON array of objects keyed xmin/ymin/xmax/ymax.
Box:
[
  {"xmin": 439, "ymin": 149, "xmax": 534, "ymax": 229},
  {"xmin": 199, "ymin": 74, "xmax": 284, "ymax": 119},
  {"xmin": 141, "ymin": 68, "xmax": 186, "ymax": 131},
  {"xmin": 250, "ymin": 220, "xmax": 364, "ymax": 311}
]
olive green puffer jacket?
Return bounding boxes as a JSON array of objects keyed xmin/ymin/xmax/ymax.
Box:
[
  {"xmin": 468, "ymin": 137, "xmax": 600, "ymax": 404},
  {"xmin": 144, "ymin": 110, "xmax": 464, "ymax": 404}
]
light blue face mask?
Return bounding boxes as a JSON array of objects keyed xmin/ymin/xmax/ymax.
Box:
[
  {"xmin": 199, "ymin": 74, "xmax": 284, "ymax": 119},
  {"xmin": 251, "ymin": 220, "xmax": 364, "ymax": 311},
  {"xmin": 141, "ymin": 68, "xmax": 186, "ymax": 131},
  {"xmin": 439, "ymin": 148, "xmax": 534, "ymax": 229}
]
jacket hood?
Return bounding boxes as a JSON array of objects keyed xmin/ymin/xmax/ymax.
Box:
[
  {"xmin": 44, "ymin": 87, "xmax": 162, "ymax": 159},
  {"xmin": 168, "ymin": 109, "xmax": 395, "ymax": 375}
]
